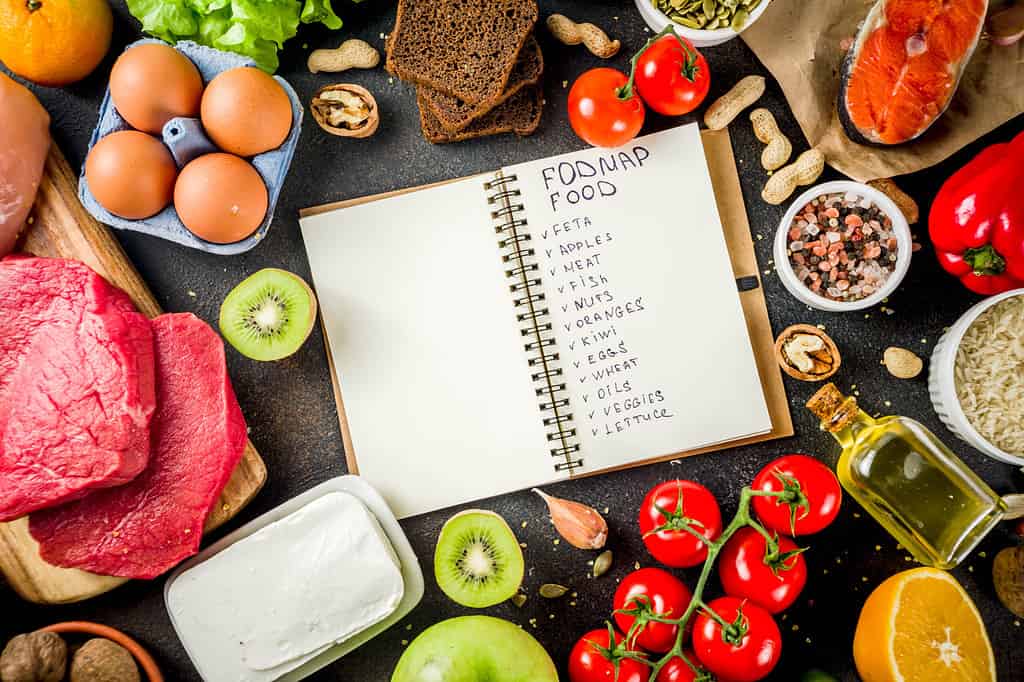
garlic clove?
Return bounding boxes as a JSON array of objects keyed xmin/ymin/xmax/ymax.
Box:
[{"xmin": 532, "ymin": 488, "xmax": 608, "ymax": 550}]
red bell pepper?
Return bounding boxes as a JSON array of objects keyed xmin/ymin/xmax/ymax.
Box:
[{"xmin": 928, "ymin": 130, "xmax": 1024, "ymax": 295}]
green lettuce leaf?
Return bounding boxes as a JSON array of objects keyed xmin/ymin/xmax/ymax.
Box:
[
  {"xmin": 300, "ymin": 0, "xmax": 342, "ymax": 30},
  {"xmin": 126, "ymin": 0, "xmax": 345, "ymax": 72}
]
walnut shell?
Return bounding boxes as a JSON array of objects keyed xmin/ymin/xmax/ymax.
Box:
[
  {"xmin": 774, "ymin": 324, "xmax": 841, "ymax": 382},
  {"xmin": 310, "ymin": 83, "xmax": 379, "ymax": 138},
  {"xmin": 0, "ymin": 631, "xmax": 67, "ymax": 682},
  {"xmin": 69, "ymin": 638, "xmax": 139, "ymax": 682}
]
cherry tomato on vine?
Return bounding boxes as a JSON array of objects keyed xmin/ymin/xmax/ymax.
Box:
[
  {"xmin": 655, "ymin": 652, "xmax": 714, "ymax": 682},
  {"xmin": 634, "ymin": 34, "xmax": 710, "ymax": 116},
  {"xmin": 568, "ymin": 67, "xmax": 645, "ymax": 148},
  {"xmin": 639, "ymin": 480, "xmax": 722, "ymax": 568},
  {"xmin": 692, "ymin": 597, "xmax": 781, "ymax": 682},
  {"xmin": 752, "ymin": 454, "xmax": 841, "ymax": 536},
  {"xmin": 613, "ymin": 567, "xmax": 692, "ymax": 653},
  {"xmin": 718, "ymin": 527, "xmax": 807, "ymax": 614},
  {"xmin": 569, "ymin": 627, "xmax": 651, "ymax": 682}
]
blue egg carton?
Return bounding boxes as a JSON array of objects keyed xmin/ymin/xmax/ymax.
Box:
[{"xmin": 79, "ymin": 39, "xmax": 303, "ymax": 256}]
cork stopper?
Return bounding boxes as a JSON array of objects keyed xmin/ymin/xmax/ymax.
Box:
[{"xmin": 806, "ymin": 382, "xmax": 858, "ymax": 432}]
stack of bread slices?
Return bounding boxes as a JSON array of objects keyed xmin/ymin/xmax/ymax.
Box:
[{"xmin": 386, "ymin": 0, "xmax": 544, "ymax": 143}]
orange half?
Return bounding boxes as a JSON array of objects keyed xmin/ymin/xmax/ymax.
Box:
[{"xmin": 853, "ymin": 567, "xmax": 995, "ymax": 682}]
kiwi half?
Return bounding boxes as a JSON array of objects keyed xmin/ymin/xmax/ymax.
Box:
[
  {"xmin": 219, "ymin": 268, "xmax": 317, "ymax": 361},
  {"xmin": 434, "ymin": 510, "xmax": 524, "ymax": 608}
]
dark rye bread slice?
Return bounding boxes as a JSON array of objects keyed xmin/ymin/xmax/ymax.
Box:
[
  {"xmin": 387, "ymin": 0, "xmax": 538, "ymax": 106},
  {"xmin": 419, "ymin": 35, "xmax": 543, "ymax": 133},
  {"xmin": 419, "ymin": 83, "xmax": 543, "ymax": 144}
]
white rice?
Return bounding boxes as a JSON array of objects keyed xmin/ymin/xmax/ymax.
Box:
[{"xmin": 955, "ymin": 294, "xmax": 1024, "ymax": 457}]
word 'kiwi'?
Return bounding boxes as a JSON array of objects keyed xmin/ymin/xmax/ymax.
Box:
[
  {"xmin": 434, "ymin": 509, "xmax": 525, "ymax": 608},
  {"xmin": 219, "ymin": 268, "xmax": 317, "ymax": 361}
]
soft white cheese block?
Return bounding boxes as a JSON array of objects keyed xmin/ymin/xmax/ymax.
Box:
[{"xmin": 166, "ymin": 492, "xmax": 405, "ymax": 681}]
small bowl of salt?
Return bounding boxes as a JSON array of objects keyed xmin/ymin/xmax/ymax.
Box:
[{"xmin": 774, "ymin": 180, "xmax": 912, "ymax": 312}]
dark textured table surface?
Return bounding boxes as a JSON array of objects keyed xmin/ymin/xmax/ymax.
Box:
[{"xmin": 4, "ymin": 1, "xmax": 1023, "ymax": 680}]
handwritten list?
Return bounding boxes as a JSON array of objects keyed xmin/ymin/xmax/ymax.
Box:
[
  {"xmin": 509, "ymin": 124, "xmax": 771, "ymax": 474},
  {"xmin": 536, "ymin": 213, "xmax": 676, "ymax": 440}
]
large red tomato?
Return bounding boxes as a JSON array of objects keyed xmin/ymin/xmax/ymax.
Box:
[
  {"xmin": 568, "ymin": 67, "xmax": 645, "ymax": 148},
  {"xmin": 639, "ymin": 480, "xmax": 722, "ymax": 567},
  {"xmin": 718, "ymin": 527, "xmax": 807, "ymax": 613},
  {"xmin": 634, "ymin": 34, "xmax": 711, "ymax": 116},
  {"xmin": 569, "ymin": 627, "xmax": 650, "ymax": 682},
  {"xmin": 692, "ymin": 597, "xmax": 781, "ymax": 682},
  {"xmin": 752, "ymin": 454, "xmax": 842, "ymax": 536},
  {"xmin": 613, "ymin": 567, "xmax": 692, "ymax": 652}
]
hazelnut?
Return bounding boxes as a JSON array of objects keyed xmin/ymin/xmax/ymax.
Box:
[
  {"xmin": 774, "ymin": 324, "xmax": 841, "ymax": 382},
  {"xmin": 0, "ymin": 631, "xmax": 67, "ymax": 682},
  {"xmin": 69, "ymin": 638, "xmax": 139, "ymax": 682}
]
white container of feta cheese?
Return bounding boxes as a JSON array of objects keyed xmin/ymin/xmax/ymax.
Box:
[{"xmin": 164, "ymin": 476, "xmax": 424, "ymax": 681}]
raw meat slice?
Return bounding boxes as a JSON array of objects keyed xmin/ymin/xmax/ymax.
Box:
[
  {"xmin": 0, "ymin": 256, "xmax": 155, "ymax": 521},
  {"xmin": 838, "ymin": 0, "xmax": 987, "ymax": 145},
  {"xmin": 30, "ymin": 313, "xmax": 248, "ymax": 579},
  {"xmin": 0, "ymin": 73, "xmax": 51, "ymax": 257}
]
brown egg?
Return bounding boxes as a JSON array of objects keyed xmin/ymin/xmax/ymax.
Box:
[
  {"xmin": 85, "ymin": 131, "xmax": 177, "ymax": 219},
  {"xmin": 201, "ymin": 67, "xmax": 292, "ymax": 157},
  {"xmin": 174, "ymin": 153, "xmax": 268, "ymax": 244},
  {"xmin": 110, "ymin": 44, "xmax": 203, "ymax": 134}
]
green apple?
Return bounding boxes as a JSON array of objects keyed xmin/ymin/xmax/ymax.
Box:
[{"xmin": 391, "ymin": 616, "xmax": 558, "ymax": 682}]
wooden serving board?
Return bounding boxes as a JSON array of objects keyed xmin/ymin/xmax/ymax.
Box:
[{"xmin": 0, "ymin": 146, "xmax": 267, "ymax": 604}]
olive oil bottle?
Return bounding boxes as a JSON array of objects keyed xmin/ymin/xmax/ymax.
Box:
[{"xmin": 807, "ymin": 383, "xmax": 1020, "ymax": 569}]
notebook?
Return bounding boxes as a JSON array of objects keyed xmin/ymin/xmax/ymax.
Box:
[{"xmin": 299, "ymin": 125, "xmax": 791, "ymax": 519}]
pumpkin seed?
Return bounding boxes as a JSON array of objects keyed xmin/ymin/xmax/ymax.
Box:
[
  {"xmin": 703, "ymin": 0, "xmax": 716, "ymax": 19},
  {"xmin": 539, "ymin": 583, "xmax": 569, "ymax": 599},
  {"xmin": 731, "ymin": 9, "xmax": 750, "ymax": 29},
  {"xmin": 593, "ymin": 550, "xmax": 614, "ymax": 578},
  {"xmin": 511, "ymin": 592, "xmax": 528, "ymax": 608}
]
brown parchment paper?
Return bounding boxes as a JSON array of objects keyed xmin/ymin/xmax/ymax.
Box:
[{"xmin": 741, "ymin": 0, "xmax": 1024, "ymax": 180}]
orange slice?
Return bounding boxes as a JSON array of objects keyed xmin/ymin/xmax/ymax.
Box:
[{"xmin": 853, "ymin": 567, "xmax": 995, "ymax": 682}]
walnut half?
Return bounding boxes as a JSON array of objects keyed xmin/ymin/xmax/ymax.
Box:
[
  {"xmin": 310, "ymin": 84, "xmax": 379, "ymax": 138},
  {"xmin": 774, "ymin": 324, "xmax": 841, "ymax": 382}
]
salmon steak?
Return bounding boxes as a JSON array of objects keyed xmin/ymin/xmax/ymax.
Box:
[{"xmin": 838, "ymin": 0, "xmax": 988, "ymax": 145}]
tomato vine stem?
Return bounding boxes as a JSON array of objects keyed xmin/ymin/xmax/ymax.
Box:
[
  {"xmin": 616, "ymin": 24, "xmax": 701, "ymax": 101},
  {"xmin": 613, "ymin": 485, "xmax": 789, "ymax": 680}
]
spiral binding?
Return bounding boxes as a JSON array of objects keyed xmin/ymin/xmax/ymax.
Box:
[{"xmin": 485, "ymin": 171, "xmax": 582, "ymax": 474}]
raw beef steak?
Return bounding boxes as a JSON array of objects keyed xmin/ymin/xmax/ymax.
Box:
[
  {"xmin": 31, "ymin": 313, "xmax": 248, "ymax": 579},
  {"xmin": 0, "ymin": 256, "xmax": 156, "ymax": 521}
]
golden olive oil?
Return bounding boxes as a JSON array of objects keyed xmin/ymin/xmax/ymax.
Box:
[{"xmin": 807, "ymin": 384, "xmax": 1005, "ymax": 569}]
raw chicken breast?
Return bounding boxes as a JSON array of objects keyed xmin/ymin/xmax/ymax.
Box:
[{"xmin": 0, "ymin": 73, "xmax": 50, "ymax": 256}]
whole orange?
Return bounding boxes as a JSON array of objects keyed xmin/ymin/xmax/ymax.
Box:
[{"xmin": 0, "ymin": 0, "xmax": 113, "ymax": 86}]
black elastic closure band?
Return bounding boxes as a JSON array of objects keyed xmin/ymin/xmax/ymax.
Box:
[{"xmin": 736, "ymin": 275, "xmax": 760, "ymax": 292}]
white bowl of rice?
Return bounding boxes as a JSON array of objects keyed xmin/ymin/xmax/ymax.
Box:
[{"xmin": 929, "ymin": 289, "xmax": 1024, "ymax": 466}]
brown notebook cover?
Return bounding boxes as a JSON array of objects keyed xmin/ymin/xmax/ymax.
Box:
[{"xmin": 300, "ymin": 129, "xmax": 792, "ymax": 485}]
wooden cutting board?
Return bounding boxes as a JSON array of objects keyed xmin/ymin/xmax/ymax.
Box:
[{"xmin": 0, "ymin": 146, "xmax": 267, "ymax": 604}]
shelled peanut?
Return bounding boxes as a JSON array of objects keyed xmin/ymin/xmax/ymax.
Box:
[
  {"xmin": 704, "ymin": 75, "xmax": 765, "ymax": 131},
  {"xmin": 750, "ymin": 108, "xmax": 791, "ymax": 171},
  {"xmin": 762, "ymin": 148, "xmax": 825, "ymax": 205}
]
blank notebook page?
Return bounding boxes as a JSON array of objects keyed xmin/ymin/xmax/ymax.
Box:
[
  {"xmin": 506, "ymin": 124, "xmax": 771, "ymax": 474},
  {"xmin": 299, "ymin": 177, "xmax": 552, "ymax": 519}
]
